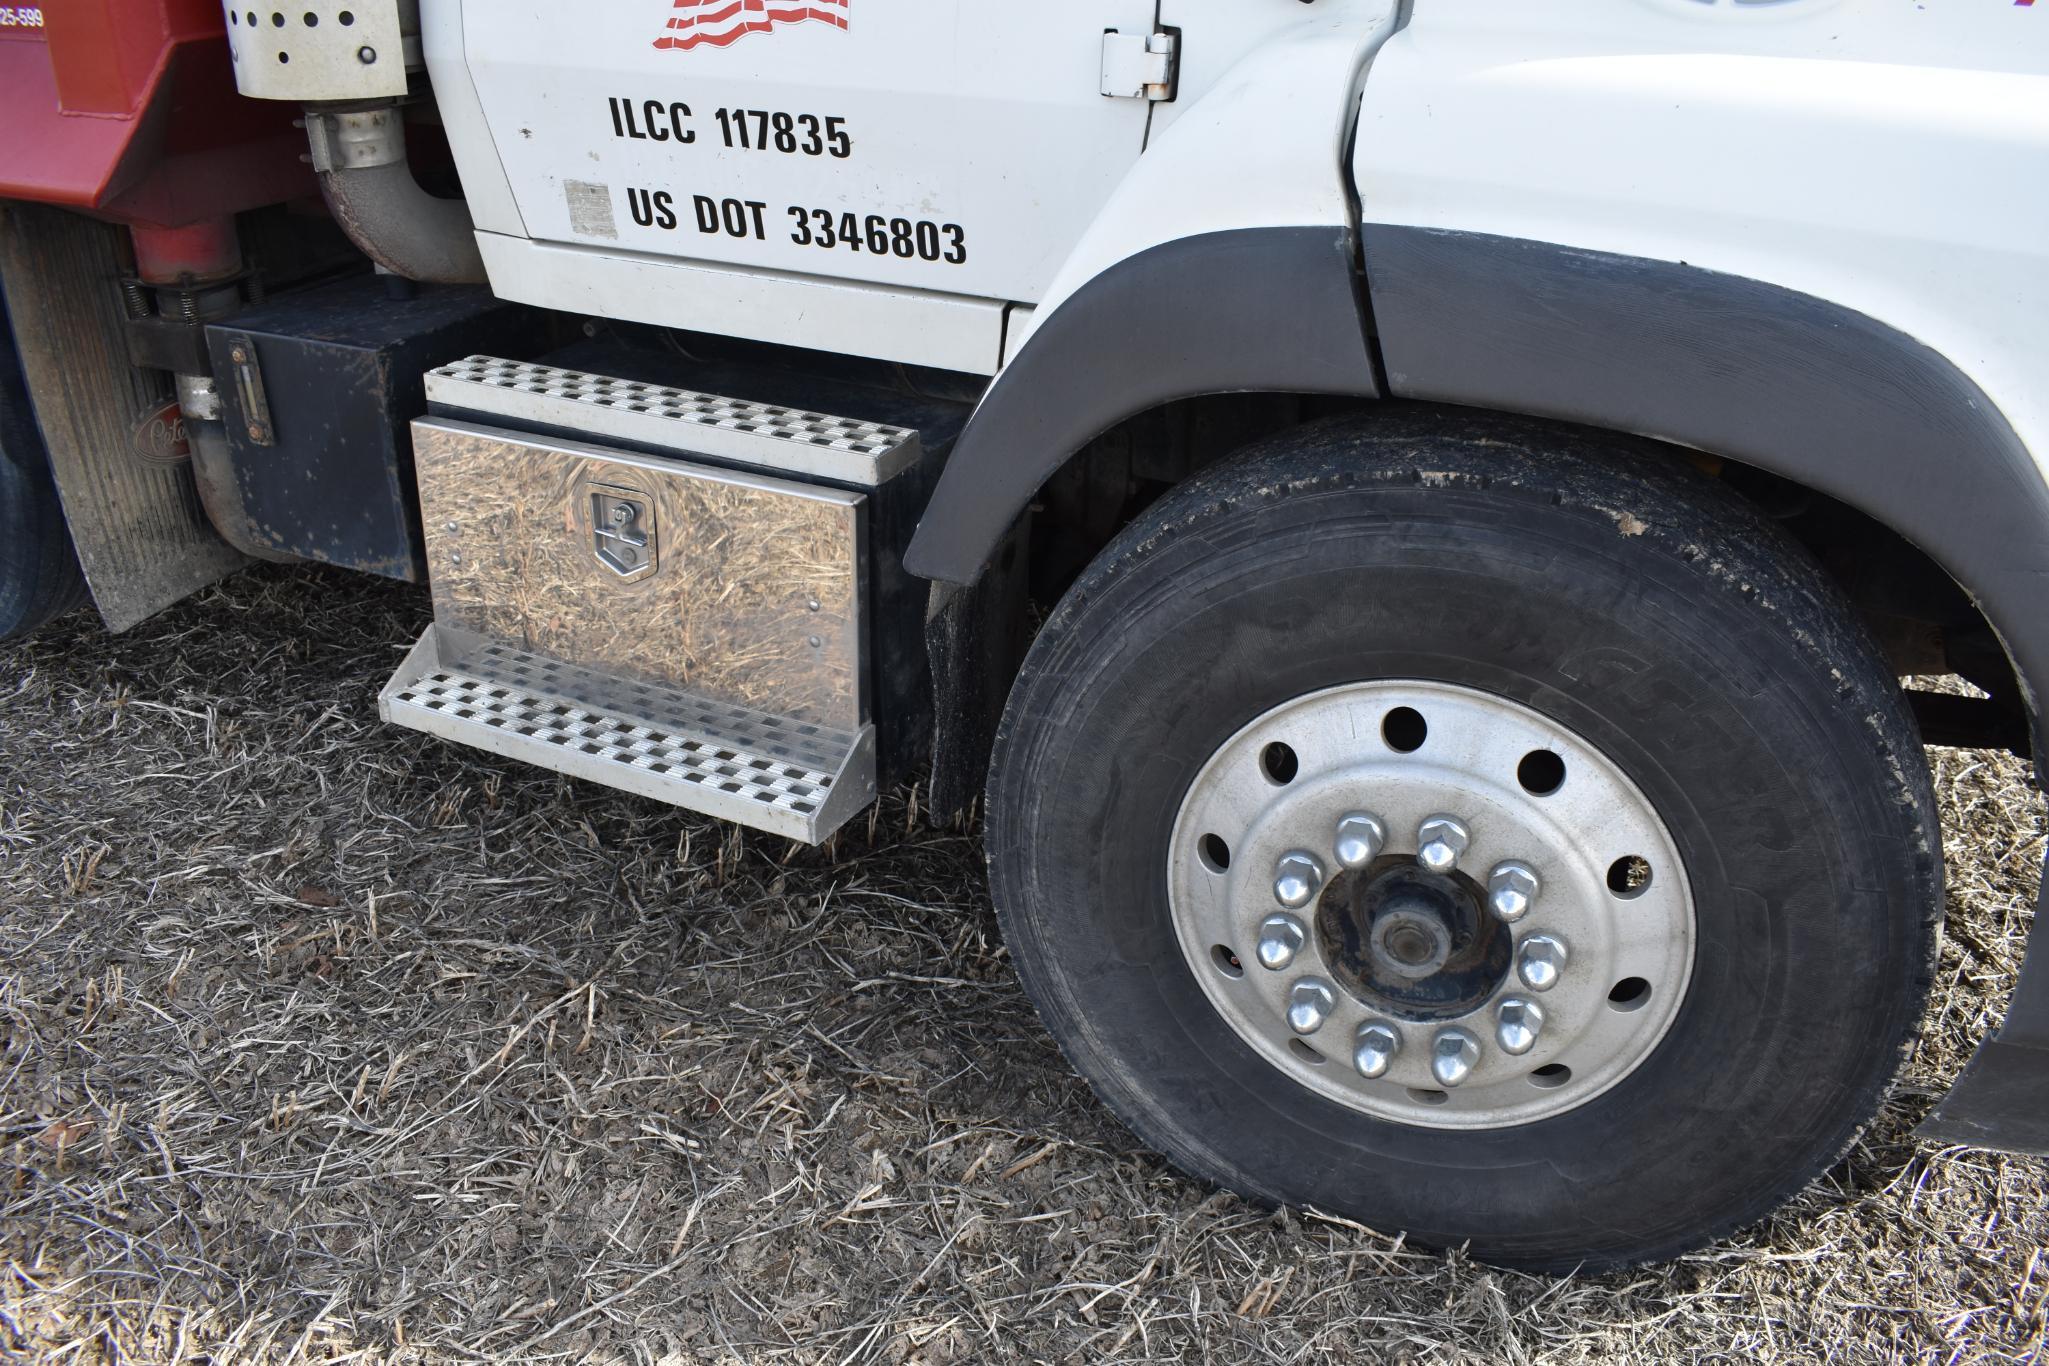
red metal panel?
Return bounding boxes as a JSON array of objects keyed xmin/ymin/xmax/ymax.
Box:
[{"xmin": 0, "ymin": 0, "xmax": 313, "ymax": 226}]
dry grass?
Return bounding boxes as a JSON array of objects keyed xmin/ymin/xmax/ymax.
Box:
[{"xmin": 0, "ymin": 566, "xmax": 2043, "ymax": 1364}]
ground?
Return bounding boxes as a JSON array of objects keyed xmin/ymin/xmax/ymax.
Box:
[{"xmin": 0, "ymin": 566, "xmax": 2043, "ymax": 1364}]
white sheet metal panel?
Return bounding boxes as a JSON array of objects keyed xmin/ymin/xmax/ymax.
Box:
[
  {"xmin": 1355, "ymin": 0, "xmax": 2049, "ymax": 481},
  {"xmin": 474, "ymin": 231, "xmax": 1006, "ymax": 374},
  {"xmin": 458, "ymin": 0, "xmax": 1153, "ymax": 305},
  {"xmin": 421, "ymin": 0, "xmax": 526, "ymax": 237}
]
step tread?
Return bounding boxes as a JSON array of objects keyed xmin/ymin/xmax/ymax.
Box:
[
  {"xmin": 425, "ymin": 356, "xmax": 920, "ymax": 486},
  {"xmin": 381, "ymin": 627, "xmax": 876, "ymax": 844}
]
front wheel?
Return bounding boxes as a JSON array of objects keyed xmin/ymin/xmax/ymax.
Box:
[{"xmin": 987, "ymin": 414, "xmax": 1941, "ymax": 1271}]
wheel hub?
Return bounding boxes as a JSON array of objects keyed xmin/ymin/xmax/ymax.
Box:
[
  {"xmin": 1375, "ymin": 903, "xmax": 1449, "ymax": 978},
  {"xmin": 1317, "ymin": 862, "xmax": 1513, "ymax": 1015},
  {"xmin": 1167, "ymin": 681, "xmax": 1696, "ymax": 1129}
]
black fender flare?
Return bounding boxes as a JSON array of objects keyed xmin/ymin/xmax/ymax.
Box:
[
  {"xmin": 1361, "ymin": 225, "xmax": 2049, "ymax": 725},
  {"xmin": 900, "ymin": 226, "xmax": 1381, "ymax": 583},
  {"xmin": 1361, "ymin": 224, "xmax": 2049, "ymax": 1154}
]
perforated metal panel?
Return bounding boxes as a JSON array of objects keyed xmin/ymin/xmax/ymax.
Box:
[
  {"xmin": 425, "ymin": 357, "xmax": 921, "ymax": 487},
  {"xmin": 381, "ymin": 627, "xmax": 876, "ymax": 843},
  {"xmin": 223, "ymin": 0, "xmax": 411, "ymax": 102}
]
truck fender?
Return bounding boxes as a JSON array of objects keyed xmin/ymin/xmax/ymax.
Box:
[
  {"xmin": 900, "ymin": 2, "xmax": 1399, "ymax": 584},
  {"xmin": 1364, "ymin": 227, "xmax": 2049, "ymax": 748}
]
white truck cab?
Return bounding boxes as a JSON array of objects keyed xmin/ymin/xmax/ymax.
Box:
[
  {"xmin": 436, "ymin": 0, "xmax": 1393, "ymax": 372},
  {"xmin": 4, "ymin": 0, "xmax": 2047, "ymax": 1270}
]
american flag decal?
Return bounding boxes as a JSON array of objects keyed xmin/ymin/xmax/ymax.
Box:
[{"xmin": 655, "ymin": 0, "xmax": 849, "ymax": 51}]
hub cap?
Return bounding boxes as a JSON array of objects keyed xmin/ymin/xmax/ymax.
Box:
[{"xmin": 1168, "ymin": 681, "xmax": 1694, "ymax": 1128}]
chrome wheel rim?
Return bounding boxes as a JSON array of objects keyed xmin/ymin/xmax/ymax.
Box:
[{"xmin": 1167, "ymin": 681, "xmax": 1695, "ymax": 1129}]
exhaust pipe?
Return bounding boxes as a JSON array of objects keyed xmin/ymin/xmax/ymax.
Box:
[
  {"xmin": 304, "ymin": 104, "xmax": 487, "ymax": 286},
  {"xmin": 220, "ymin": 0, "xmax": 479, "ymax": 284}
]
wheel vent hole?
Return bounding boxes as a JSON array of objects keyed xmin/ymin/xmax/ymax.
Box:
[
  {"xmin": 1259, "ymin": 742, "xmax": 1299, "ymax": 785},
  {"xmin": 1210, "ymin": 944, "xmax": 1244, "ymax": 979},
  {"xmin": 1198, "ymin": 833, "xmax": 1231, "ymax": 873},
  {"xmin": 1607, "ymin": 977, "xmax": 1652, "ymax": 1011},
  {"xmin": 1405, "ymin": 1087, "xmax": 1448, "ymax": 1106},
  {"xmin": 1382, "ymin": 707, "xmax": 1427, "ymax": 753},
  {"xmin": 1607, "ymin": 855, "xmax": 1653, "ymax": 899},
  {"xmin": 1517, "ymin": 749, "xmax": 1566, "ymax": 796},
  {"xmin": 1288, "ymin": 1038, "xmax": 1326, "ymax": 1066},
  {"xmin": 1529, "ymin": 1063, "xmax": 1572, "ymax": 1089}
]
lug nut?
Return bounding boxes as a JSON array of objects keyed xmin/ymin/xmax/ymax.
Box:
[
  {"xmin": 1431, "ymin": 1027, "xmax": 1481, "ymax": 1088},
  {"xmin": 1272, "ymin": 851, "xmax": 1324, "ymax": 909},
  {"xmin": 1353, "ymin": 1020, "xmax": 1401, "ymax": 1079},
  {"xmin": 1287, "ymin": 978, "xmax": 1336, "ymax": 1035},
  {"xmin": 1333, "ymin": 812, "xmax": 1387, "ymax": 870},
  {"xmin": 1496, "ymin": 997, "xmax": 1544, "ymax": 1055},
  {"xmin": 1416, "ymin": 815, "xmax": 1470, "ymax": 875},
  {"xmin": 1487, "ymin": 860, "xmax": 1539, "ymax": 923},
  {"xmin": 1255, "ymin": 914, "xmax": 1307, "ymax": 971},
  {"xmin": 1517, "ymin": 934, "xmax": 1569, "ymax": 992}
]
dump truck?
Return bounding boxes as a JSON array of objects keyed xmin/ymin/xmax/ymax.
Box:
[{"xmin": 3, "ymin": 0, "xmax": 2046, "ymax": 1271}]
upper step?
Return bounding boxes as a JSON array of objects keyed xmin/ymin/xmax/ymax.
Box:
[{"xmin": 424, "ymin": 356, "xmax": 922, "ymax": 487}]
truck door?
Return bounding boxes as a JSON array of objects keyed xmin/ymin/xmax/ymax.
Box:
[{"xmin": 462, "ymin": 0, "xmax": 1160, "ymax": 306}]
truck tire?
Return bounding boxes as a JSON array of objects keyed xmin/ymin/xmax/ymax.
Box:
[
  {"xmin": 0, "ymin": 288, "xmax": 87, "ymax": 640},
  {"xmin": 986, "ymin": 411, "xmax": 1941, "ymax": 1271}
]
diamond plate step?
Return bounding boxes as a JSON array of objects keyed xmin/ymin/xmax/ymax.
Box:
[
  {"xmin": 424, "ymin": 356, "xmax": 921, "ymax": 486},
  {"xmin": 380, "ymin": 626, "xmax": 877, "ymax": 844}
]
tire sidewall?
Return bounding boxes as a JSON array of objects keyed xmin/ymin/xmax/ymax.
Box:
[{"xmin": 989, "ymin": 429, "xmax": 1938, "ymax": 1269}]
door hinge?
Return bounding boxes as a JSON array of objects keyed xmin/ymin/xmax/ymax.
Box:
[{"xmin": 1100, "ymin": 27, "xmax": 1179, "ymax": 103}]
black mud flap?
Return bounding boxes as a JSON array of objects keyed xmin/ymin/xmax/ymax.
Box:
[
  {"xmin": 0, "ymin": 203, "xmax": 244, "ymax": 631},
  {"xmin": 1918, "ymin": 854, "xmax": 2049, "ymax": 1154}
]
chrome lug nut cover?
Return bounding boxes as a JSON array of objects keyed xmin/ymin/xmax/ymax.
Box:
[
  {"xmin": 1496, "ymin": 997, "xmax": 1544, "ymax": 1055},
  {"xmin": 1517, "ymin": 934, "xmax": 1570, "ymax": 992},
  {"xmin": 1431, "ymin": 1027, "xmax": 1482, "ymax": 1088},
  {"xmin": 1272, "ymin": 851, "xmax": 1324, "ymax": 909},
  {"xmin": 1255, "ymin": 913, "xmax": 1307, "ymax": 971},
  {"xmin": 1287, "ymin": 978, "xmax": 1336, "ymax": 1035},
  {"xmin": 1487, "ymin": 860, "xmax": 1540, "ymax": 923},
  {"xmin": 1416, "ymin": 815, "xmax": 1471, "ymax": 874},
  {"xmin": 1333, "ymin": 811, "xmax": 1388, "ymax": 869},
  {"xmin": 1353, "ymin": 1021, "xmax": 1401, "ymax": 1079}
]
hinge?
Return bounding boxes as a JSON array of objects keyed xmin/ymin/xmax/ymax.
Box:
[
  {"xmin": 220, "ymin": 332, "xmax": 276, "ymax": 447},
  {"xmin": 1100, "ymin": 27, "xmax": 1179, "ymax": 102}
]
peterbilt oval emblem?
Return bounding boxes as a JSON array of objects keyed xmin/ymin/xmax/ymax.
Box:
[{"xmin": 130, "ymin": 399, "xmax": 191, "ymax": 465}]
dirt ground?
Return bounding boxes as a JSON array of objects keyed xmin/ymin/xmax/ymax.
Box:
[{"xmin": 0, "ymin": 565, "xmax": 2043, "ymax": 1364}]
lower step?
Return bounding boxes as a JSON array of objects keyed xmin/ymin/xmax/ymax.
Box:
[{"xmin": 381, "ymin": 625, "xmax": 877, "ymax": 843}]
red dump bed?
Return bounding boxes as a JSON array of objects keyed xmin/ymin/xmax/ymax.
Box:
[{"xmin": 0, "ymin": 0, "xmax": 309, "ymax": 227}]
